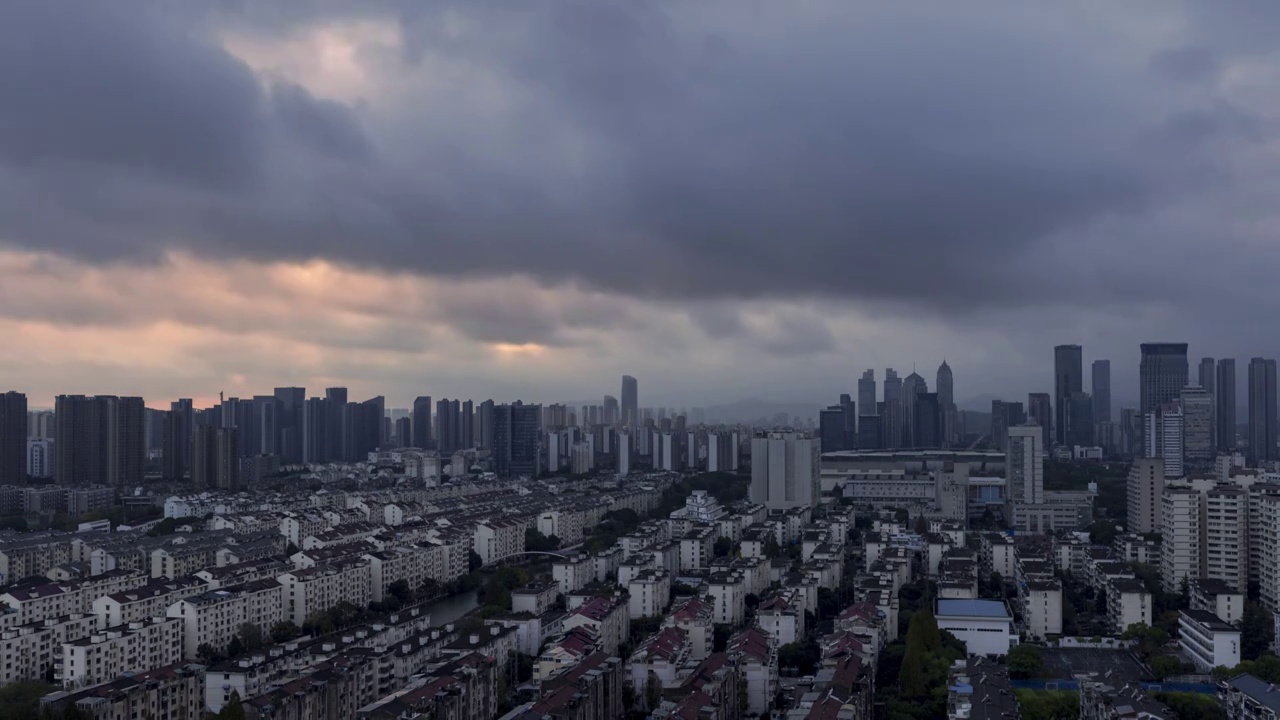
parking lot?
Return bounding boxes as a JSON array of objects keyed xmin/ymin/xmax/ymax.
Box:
[{"xmin": 1039, "ymin": 647, "xmax": 1146, "ymax": 684}]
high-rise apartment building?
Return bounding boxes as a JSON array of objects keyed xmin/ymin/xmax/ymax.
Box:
[
  {"xmin": 478, "ymin": 399, "xmax": 495, "ymax": 451},
  {"xmin": 1204, "ymin": 484, "xmax": 1247, "ymax": 592},
  {"xmin": 1054, "ymin": 345, "xmax": 1083, "ymax": 446},
  {"xmin": 1248, "ymin": 358, "xmax": 1278, "ymax": 466},
  {"xmin": 621, "ymin": 376, "xmax": 638, "ymax": 428},
  {"xmin": 273, "ymin": 387, "xmax": 305, "ymax": 464},
  {"xmin": 54, "ymin": 395, "xmax": 144, "ymax": 486},
  {"xmin": 1217, "ymin": 360, "xmax": 1237, "ymax": 452},
  {"xmin": 0, "ymin": 392, "xmax": 26, "ymax": 485},
  {"xmin": 1092, "ymin": 359, "xmax": 1111, "ymax": 425},
  {"xmin": 1140, "ymin": 343, "xmax": 1190, "ymax": 423},
  {"xmin": 412, "ymin": 396, "xmax": 432, "ymax": 450},
  {"xmin": 1006, "ymin": 425, "xmax": 1044, "ymax": 507},
  {"xmin": 191, "ymin": 426, "xmax": 240, "ymax": 490},
  {"xmin": 602, "ymin": 396, "xmax": 619, "ymax": 426},
  {"xmin": 301, "ymin": 397, "xmax": 330, "ymax": 463},
  {"xmin": 494, "ymin": 402, "xmax": 542, "ymax": 477},
  {"xmin": 749, "ymin": 432, "xmax": 820, "ymax": 511},
  {"xmin": 1126, "ymin": 458, "xmax": 1164, "ymax": 534},
  {"xmin": 914, "ymin": 393, "xmax": 941, "ymax": 449},
  {"xmin": 1027, "ymin": 393, "xmax": 1052, "ymax": 453},
  {"xmin": 819, "ymin": 405, "xmax": 850, "ymax": 453},
  {"xmin": 1160, "ymin": 486, "xmax": 1202, "ymax": 593},
  {"xmin": 462, "ymin": 400, "xmax": 474, "ymax": 449},
  {"xmin": 1145, "ymin": 403, "xmax": 1184, "ymax": 478},
  {"xmin": 1180, "ymin": 385, "xmax": 1214, "ymax": 467},
  {"xmin": 436, "ymin": 399, "xmax": 456, "ymax": 455}
]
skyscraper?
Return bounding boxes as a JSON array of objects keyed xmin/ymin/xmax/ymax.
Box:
[
  {"xmin": 857, "ymin": 370, "xmax": 876, "ymax": 420},
  {"xmin": 436, "ymin": 399, "xmax": 455, "ymax": 454},
  {"xmin": 1006, "ymin": 425, "xmax": 1044, "ymax": 509},
  {"xmin": 1199, "ymin": 358, "xmax": 1216, "ymax": 396},
  {"xmin": 479, "ymin": 399, "xmax": 495, "ymax": 451},
  {"xmin": 839, "ymin": 394, "xmax": 856, "ymax": 449},
  {"xmin": 1248, "ymin": 357, "xmax": 1278, "ymax": 466},
  {"xmin": 1091, "ymin": 359, "xmax": 1111, "ymax": 425},
  {"xmin": 901, "ymin": 372, "xmax": 926, "ymax": 448},
  {"xmin": 1067, "ymin": 391, "xmax": 1094, "ymax": 447},
  {"xmin": 273, "ymin": 387, "xmax": 305, "ymax": 464},
  {"xmin": 1054, "ymin": 345, "xmax": 1083, "ymax": 446},
  {"xmin": 621, "ymin": 375, "xmax": 638, "ymax": 428},
  {"xmin": 1145, "ymin": 403, "xmax": 1184, "ymax": 478},
  {"xmin": 302, "ymin": 397, "xmax": 330, "ymax": 463},
  {"xmin": 1180, "ymin": 384, "xmax": 1214, "ymax": 467},
  {"xmin": 936, "ymin": 361, "xmax": 955, "ymax": 447},
  {"xmin": 55, "ymin": 395, "xmax": 144, "ymax": 486},
  {"xmin": 0, "ymin": 392, "xmax": 26, "ymax": 485},
  {"xmin": 394, "ymin": 416, "xmax": 411, "ymax": 447},
  {"xmin": 1217, "ymin": 360, "xmax": 1237, "ymax": 452},
  {"xmin": 412, "ymin": 396, "xmax": 432, "ymax": 450},
  {"xmin": 603, "ymin": 396, "xmax": 619, "ymax": 426},
  {"xmin": 1140, "ymin": 343, "xmax": 1189, "ymax": 421},
  {"xmin": 192, "ymin": 425, "xmax": 240, "ymax": 490},
  {"xmin": 882, "ymin": 369, "xmax": 902, "ymax": 449},
  {"xmin": 914, "ymin": 393, "xmax": 941, "ymax": 449},
  {"xmin": 750, "ymin": 432, "xmax": 820, "ymax": 510},
  {"xmin": 819, "ymin": 405, "xmax": 848, "ymax": 453},
  {"xmin": 461, "ymin": 400, "xmax": 475, "ymax": 449},
  {"xmin": 494, "ymin": 402, "xmax": 542, "ymax": 477},
  {"xmin": 1027, "ymin": 393, "xmax": 1052, "ymax": 453}
]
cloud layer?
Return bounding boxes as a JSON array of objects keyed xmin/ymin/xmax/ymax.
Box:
[{"xmin": 1, "ymin": 1, "xmax": 1279, "ymax": 409}]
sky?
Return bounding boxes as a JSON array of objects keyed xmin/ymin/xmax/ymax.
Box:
[{"xmin": 2, "ymin": 1, "xmax": 1279, "ymax": 411}]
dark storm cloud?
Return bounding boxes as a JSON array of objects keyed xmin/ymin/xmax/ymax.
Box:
[{"xmin": 0, "ymin": 0, "xmax": 1275, "ymax": 320}]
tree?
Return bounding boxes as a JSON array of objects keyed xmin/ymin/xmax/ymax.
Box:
[
  {"xmin": 468, "ymin": 549, "xmax": 483, "ymax": 572},
  {"xmin": 238, "ymin": 622, "xmax": 265, "ymax": 653},
  {"xmin": 763, "ymin": 534, "xmax": 781, "ymax": 559},
  {"xmin": 525, "ymin": 527, "xmax": 560, "ymax": 552},
  {"xmin": 778, "ymin": 639, "xmax": 821, "ymax": 676},
  {"xmin": 219, "ymin": 690, "xmax": 246, "ymax": 720},
  {"xmin": 1243, "ymin": 601, "xmax": 1275, "ymax": 661},
  {"xmin": 270, "ymin": 620, "xmax": 301, "ymax": 643},
  {"xmin": 1154, "ymin": 692, "xmax": 1226, "ymax": 720},
  {"xmin": 1123, "ymin": 623, "xmax": 1168, "ymax": 660},
  {"xmin": 227, "ymin": 635, "xmax": 245, "ymax": 659},
  {"xmin": 646, "ymin": 671, "xmax": 662, "ymax": 710},
  {"xmin": 913, "ymin": 515, "xmax": 928, "ymax": 534},
  {"xmin": 388, "ymin": 579, "xmax": 413, "ymax": 605},
  {"xmin": 714, "ymin": 537, "xmax": 735, "ymax": 558},
  {"xmin": 196, "ymin": 642, "xmax": 224, "ymax": 665},
  {"xmin": 0, "ymin": 681, "xmax": 55, "ymax": 720},
  {"xmin": 714, "ymin": 624, "xmax": 733, "ymax": 653},
  {"xmin": 61, "ymin": 703, "xmax": 86, "ymax": 720},
  {"xmin": 1150, "ymin": 654, "xmax": 1181, "ymax": 680},
  {"xmin": 1007, "ymin": 645, "xmax": 1043, "ymax": 679},
  {"xmin": 1014, "ymin": 690, "xmax": 1080, "ymax": 720}
]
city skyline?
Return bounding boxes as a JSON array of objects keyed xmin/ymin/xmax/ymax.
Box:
[{"xmin": 0, "ymin": 4, "xmax": 1278, "ymax": 414}]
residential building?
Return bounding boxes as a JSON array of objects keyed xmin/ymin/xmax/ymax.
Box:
[
  {"xmin": 1146, "ymin": 403, "xmax": 1184, "ymax": 478},
  {"xmin": 1250, "ymin": 358, "xmax": 1279, "ymax": 466},
  {"xmin": 1218, "ymin": 359, "xmax": 1238, "ymax": 453},
  {"xmin": 1127, "ymin": 459, "xmax": 1165, "ymax": 534},
  {"xmin": 1055, "ymin": 345, "xmax": 1083, "ymax": 446},
  {"xmin": 61, "ymin": 616, "xmax": 183, "ymax": 687},
  {"xmin": 1160, "ymin": 486, "xmax": 1202, "ymax": 593},
  {"xmin": 277, "ymin": 560, "xmax": 371, "ymax": 626},
  {"xmin": 1141, "ymin": 343, "xmax": 1190, "ymax": 439},
  {"xmin": 54, "ymin": 395, "xmax": 145, "ymax": 486},
  {"xmin": 1191, "ymin": 578, "xmax": 1245, "ymax": 627},
  {"xmin": 0, "ymin": 392, "xmax": 25, "ymax": 485},
  {"xmin": 1179, "ymin": 609, "xmax": 1240, "ymax": 671},
  {"xmin": 750, "ymin": 432, "xmax": 820, "ymax": 510},
  {"xmin": 1182, "ymin": 385, "xmax": 1215, "ymax": 468},
  {"xmin": 628, "ymin": 569, "xmax": 671, "ymax": 619},
  {"xmin": 40, "ymin": 663, "xmax": 206, "ymax": 720},
  {"xmin": 935, "ymin": 599, "xmax": 1015, "ymax": 656},
  {"xmin": 1221, "ymin": 673, "xmax": 1280, "ymax": 720},
  {"xmin": 167, "ymin": 580, "xmax": 284, "ymax": 659}
]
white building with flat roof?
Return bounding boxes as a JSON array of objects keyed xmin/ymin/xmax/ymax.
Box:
[
  {"xmin": 935, "ymin": 599, "xmax": 1016, "ymax": 656},
  {"xmin": 1179, "ymin": 609, "xmax": 1240, "ymax": 671},
  {"xmin": 750, "ymin": 433, "xmax": 820, "ymax": 511}
]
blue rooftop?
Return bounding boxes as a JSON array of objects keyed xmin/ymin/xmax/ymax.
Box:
[{"xmin": 936, "ymin": 599, "xmax": 1009, "ymax": 619}]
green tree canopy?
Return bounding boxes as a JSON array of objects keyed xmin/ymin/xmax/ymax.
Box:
[{"xmin": 1008, "ymin": 645, "xmax": 1043, "ymax": 679}]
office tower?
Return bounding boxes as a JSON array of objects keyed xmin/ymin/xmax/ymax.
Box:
[
  {"xmin": 750, "ymin": 432, "xmax": 820, "ymax": 510},
  {"xmin": 1200, "ymin": 358, "xmax": 1216, "ymax": 396},
  {"xmin": 603, "ymin": 396, "xmax": 619, "ymax": 426},
  {"xmin": 55, "ymin": 395, "xmax": 144, "ymax": 486},
  {"xmin": 412, "ymin": 396, "xmax": 432, "ymax": 450},
  {"xmin": 901, "ymin": 372, "xmax": 926, "ymax": 448},
  {"xmin": 819, "ymin": 405, "xmax": 847, "ymax": 453},
  {"xmin": 325, "ymin": 387, "xmax": 347, "ymax": 405},
  {"xmin": 936, "ymin": 361, "xmax": 956, "ymax": 447},
  {"xmin": 1120, "ymin": 408, "xmax": 1142, "ymax": 456},
  {"xmin": 882, "ymin": 370, "xmax": 902, "ymax": 448},
  {"xmin": 857, "ymin": 369, "xmax": 877, "ymax": 429},
  {"xmin": 1140, "ymin": 343, "xmax": 1190, "ymax": 420},
  {"xmin": 1006, "ymin": 425, "xmax": 1044, "ymax": 506},
  {"xmin": 143, "ymin": 407, "xmax": 165, "ymax": 454},
  {"xmin": 0, "ymin": 392, "xmax": 26, "ymax": 485},
  {"xmin": 1249, "ymin": 358, "xmax": 1278, "ymax": 466},
  {"xmin": 621, "ymin": 375, "xmax": 638, "ymax": 428},
  {"xmin": 1217, "ymin": 360, "xmax": 1237, "ymax": 452},
  {"xmin": 1145, "ymin": 403, "xmax": 1184, "ymax": 478},
  {"xmin": 1066, "ymin": 391, "xmax": 1094, "ymax": 447},
  {"xmin": 991, "ymin": 401, "xmax": 1012, "ymax": 452},
  {"xmin": 1126, "ymin": 458, "xmax": 1165, "ymax": 534},
  {"xmin": 839, "ymin": 394, "xmax": 856, "ymax": 449},
  {"xmin": 461, "ymin": 400, "xmax": 474, "ymax": 449},
  {"xmin": 273, "ymin": 387, "xmax": 305, "ymax": 464},
  {"xmin": 857, "ymin": 410, "xmax": 881, "ymax": 450},
  {"xmin": 165, "ymin": 399, "xmax": 193, "ymax": 477},
  {"xmin": 1054, "ymin": 345, "xmax": 1083, "ymax": 446},
  {"xmin": 192, "ymin": 426, "xmax": 240, "ymax": 490},
  {"xmin": 324, "ymin": 388, "xmax": 347, "ymax": 460},
  {"xmin": 494, "ymin": 402, "xmax": 542, "ymax": 477},
  {"xmin": 394, "ymin": 417, "xmax": 411, "ymax": 447},
  {"xmin": 1180, "ymin": 385, "xmax": 1214, "ymax": 467},
  {"xmin": 1027, "ymin": 393, "xmax": 1052, "ymax": 453},
  {"xmin": 914, "ymin": 393, "xmax": 941, "ymax": 448},
  {"xmin": 1092, "ymin": 359, "xmax": 1111, "ymax": 425}
]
